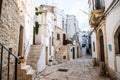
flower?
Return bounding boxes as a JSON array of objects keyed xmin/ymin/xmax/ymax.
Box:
[{"xmin": 18, "ymin": 56, "xmax": 26, "ymax": 64}]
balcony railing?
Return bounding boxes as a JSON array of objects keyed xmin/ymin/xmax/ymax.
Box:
[
  {"xmin": 89, "ymin": 0, "xmax": 105, "ymax": 27},
  {"xmin": 0, "ymin": 43, "xmax": 19, "ymax": 80}
]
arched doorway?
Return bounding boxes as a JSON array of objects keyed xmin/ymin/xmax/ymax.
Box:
[
  {"xmin": 99, "ymin": 29, "xmax": 105, "ymax": 62},
  {"xmin": 114, "ymin": 26, "xmax": 120, "ymax": 78},
  {"xmin": 73, "ymin": 47, "xmax": 75, "ymax": 59},
  {"xmin": 114, "ymin": 26, "xmax": 120, "ymax": 54}
]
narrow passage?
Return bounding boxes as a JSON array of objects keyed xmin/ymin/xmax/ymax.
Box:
[{"xmin": 34, "ymin": 48, "xmax": 110, "ymax": 80}]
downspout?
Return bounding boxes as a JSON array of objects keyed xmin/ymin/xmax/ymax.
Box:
[{"xmin": 89, "ymin": 0, "xmax": 120, "ymax": 37}]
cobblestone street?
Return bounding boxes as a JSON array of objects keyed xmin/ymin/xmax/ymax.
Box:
[{"xmin": 34, "ymin": 53, "xmax": 111, "ymax": 80}]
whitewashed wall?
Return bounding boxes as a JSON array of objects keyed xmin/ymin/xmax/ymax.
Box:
[
  {"xmin": 55, "ymin": 9, "xmax": 64, "ymax": 29},
  {"xmin": 37, "ymin": 46, "xmax": 46, "ymax": 72},
  {"xmin": 66, "ymin": 15, "xmax": 76, "ymax": 38},
  {"xmin": 105, "ymin": 0, "xmax": 114, "ymax": 10},
  {"xmin": 91, "ymin": 31, "xmax": 97, "ymax": 58},
  {"xmin": 47, "ymin": 12, "xmax": 54, "ymax": 56},
  {"xmin": 106, "ymin": 2, "xmax": 120, "ymax": 77},
  {"xmin": 24, "ymin": 0, "xmax": 35, "ymax": 58}
]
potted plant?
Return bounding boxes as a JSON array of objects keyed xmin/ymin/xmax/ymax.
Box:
[
  {"xmin": 18, "ymin": 56, "xmax": 26, "ymax": 64},
  {"xmin": 49, "ymin": 56, "xmax": 53, "ymax": 66}
]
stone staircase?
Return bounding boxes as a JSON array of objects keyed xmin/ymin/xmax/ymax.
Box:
[
  {"xmin": 18, "ymin": 44, "xmax": 43, "ymax": 80},
  {"xmin": 18, "ymin": 64, "xmax": 34, "ymax": 80},
  {"xmin": 26, "ymin": 45, "xmax": 42, "ymax": 69}
]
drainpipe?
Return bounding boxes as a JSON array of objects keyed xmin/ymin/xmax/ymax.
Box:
[{"xmin": 89, "ymin": 0, "xmax": 120, "ymax": 37}]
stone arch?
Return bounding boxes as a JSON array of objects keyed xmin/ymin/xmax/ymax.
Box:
[
  {"xmin": 99, "ymin": 29, "xmax": 105, "ymax": 62},
  {"xmin": 114, "ymin": 25, "xmax": 120, "ymax": 55},
  {"xmin": 96, "ymin": 29, "xmax": 105, "ymax": 62},
  {"xmin": 114, "ymin": 25, "xmax": 120, "ymax": 77}
]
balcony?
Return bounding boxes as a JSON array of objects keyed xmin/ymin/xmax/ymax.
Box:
[{"xmin": 89, "ymin": 0, "xmax": 105, "ymax": 27}]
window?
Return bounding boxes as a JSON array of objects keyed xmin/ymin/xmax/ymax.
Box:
[
  {"xmin": 0, "ymin": 0, "xmax": 3, "ymax": 16},
  {"xmin": 57, "ymin": 34, "xmax": 60, "ymax": 40},
  {"xmin": 62, "ymin": 20, "xmax": 64, "ymax": 28},
  {"xmin": 52, "ymin": 32, "xmax": 54, "ymax": 46},
  {"xmin": 93, "ymin": 42, "xmax": 95, "ymax": 52},
  {"xmin": 63, "ymin": 56, "xmax": 66, "ymax": 59}
]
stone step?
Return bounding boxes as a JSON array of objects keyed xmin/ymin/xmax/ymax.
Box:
[
  {"xmin": 26, "ymin": 57, "xmax": 39, "ymax": 68},
  {"xmin": 30, "ymin": 48, "xmax": 42, "ymax": 50},
  {"xmin": 27, "ymin": 68, "xmax": 35, "ymax": 75},
  {"xmin": 27, "ymin": 56, "xmax": 40, "ymax": 59},
  {"xmin": 28, "ymin": 52, "xmax": 41, "ymax": 55},
  {"xmin": 26, "ymin": 44, "xmax": 43, "ymax": 70},
  {"xmin": 22, "ymin": 65, "xmax": 32, "ymax": 72},
  {"xmin": 29, "ymin": 50, "xmax": 42, "ymax": 54},
  {"xmin": 27, "ymin": 59, "xmax": 38, "ymax": 63},
  {"xmin": 31, "ymin": 44, "xmax": 42, "ymax": 47},
  {"xmin": 18, "ymin": 65, "xmax": 33, "ymax": 80},
  {"xmin": 31, "ymin": 45, "xmax": 42, "ymax": 49},
  {"xmin": 21, "ymin": 65, "xmax": 35, "ymax": 75},
  {"xmin": 26, "ymin": 62, "xmax": 37, "ymax": 69}
]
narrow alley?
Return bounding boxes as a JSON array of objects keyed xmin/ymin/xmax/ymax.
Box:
[
  {"xmin": 33, "ymin": 48, "xmax": 110, "ymax": 80},
  {"xmin": 0, "ymin": 0, "xmax": 120, "ymax": 80}
]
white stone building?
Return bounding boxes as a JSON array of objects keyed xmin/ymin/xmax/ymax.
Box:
[
  {"xmin": 0, "ymin": 0, "xmax": 36, "ymax": 79},
  {"xmin": 24, "ymin": 0, "xmax": 35, "ymax": 60},
  {"xmin": 66, "ymin": 15, "xmax": 77, "ymax": 38},
  {"xmin": 26, "ymin": 4, "xmax": 56, "ymax": 72},
  {"xmin": 88, "ymin": 0, "xmax": 120, "ymax": 79},
  {"xmin": 105, "ymin": 0, "xmax": 120, "ymax": 79},
  {"xmin": 66, "ymin": 15, "xmax": 81, "ymax": 59}
]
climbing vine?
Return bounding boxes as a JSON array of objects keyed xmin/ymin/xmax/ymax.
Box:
[
  {"xmin": 34, "ymin": 21, "xmax": 40, "ymax": 34},
  {"xmin": 66, "ymin": 39, "xmax": 73, "ymax": 44},
  {"xmin": 35, "ymin": 7, "xmax": 43, "ymax": 15}
]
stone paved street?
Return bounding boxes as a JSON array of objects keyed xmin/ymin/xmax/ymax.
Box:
[{"xmin": 33, "ymin": 54, "xmax": 111, "ymax": 80}]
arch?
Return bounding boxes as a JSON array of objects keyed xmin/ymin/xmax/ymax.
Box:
[
  {"xmin": 114, "ymin": 25, "xmax": 120, "ymax": 55},
  {"xmin": 114, "ymin": 25, "xmax": 120, "ymax": 76}
]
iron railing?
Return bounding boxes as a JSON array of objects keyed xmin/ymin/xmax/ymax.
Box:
[{"xmin": 0, "ymin": 43, "xmax": 19, "ymax": 80}]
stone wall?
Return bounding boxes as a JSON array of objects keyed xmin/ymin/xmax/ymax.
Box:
[
  {"xmin": 0, "ymin": 0, "xmax": 25, "ymax": 55},
  {"xmin": 54, "ymin": 27, "xmax": 63, "ymax": 51},
  {"xmin": 0, "ymin": 0, "xmax": 25, "ymax": 79}
]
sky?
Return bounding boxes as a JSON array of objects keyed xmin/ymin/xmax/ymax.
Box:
[{"xmin": 33, "ymin": 0, "xmax": 90, "ymax": 31}]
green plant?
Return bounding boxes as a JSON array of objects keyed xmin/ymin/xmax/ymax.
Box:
[
  {"xmin": 35, "ymin": 21, "xmax": 40, "ymax": 34},
  {"xmin": 49, "ymin": 59, "xmax": 52, "ymax": 62},
  {"xmin": 35, "ymin": 11, "xmax": 43, "ymax": 15},
  {"xmin": 66, "ymin": 39, "xmax": 73, "ymax": 44},
  {"xmin": 35, "ymin": 12, "xmax": 39, "ymax": 15},
  {"xmin": 35, "ymin": 7, "xmax": 43, "ymax": 15},
  {"xmin": 35, "ymin": 7, "xmax": 38, "ymax": 11}
]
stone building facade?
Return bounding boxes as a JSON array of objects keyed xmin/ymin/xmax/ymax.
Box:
[
  {"xmin": 66, "ymin": 15, "xmax": 81, "ymax": 59},
  {"xmin": 0, "ymin": 0, "xmax": 25, "ymax": 79},
  {"xmin": 0, "ymin": 0, "xmax": 25, "ymax": 56},
  {"xmin": 105, "ymin": 0, "xmax": 120, "ymax": 79},
  {"xmin": 88, "ymin": 0, "xmax": 120, "ymax": 79},
  {"xmin": 0, "ymin": 0, "xmax": 36, "ymax": 80}
]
